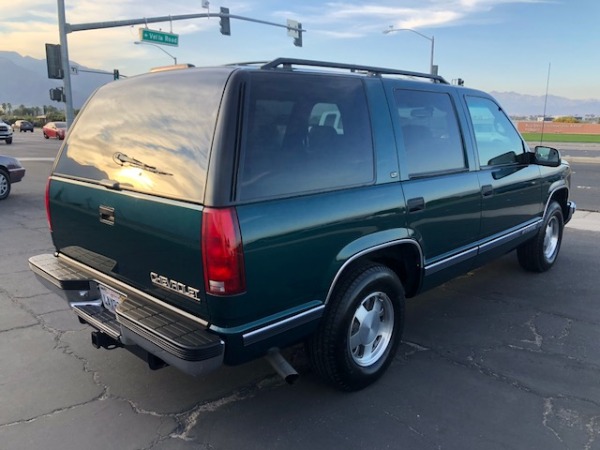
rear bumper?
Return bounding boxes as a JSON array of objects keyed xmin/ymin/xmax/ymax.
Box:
[{"xmin": 28, "ymin": 253, "xmax": 224, "ymax": 376}]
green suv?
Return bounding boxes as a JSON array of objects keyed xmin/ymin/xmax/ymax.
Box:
[{"xmin": 29, "ymin": 58, "xmax": 575, "ymax": 391}]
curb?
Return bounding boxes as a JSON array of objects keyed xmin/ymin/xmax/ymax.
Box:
[{"xmin": 566, "ymin": 210, "xmax": 600, "ymax": 232}]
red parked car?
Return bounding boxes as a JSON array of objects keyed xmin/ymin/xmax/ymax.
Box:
[{"xmin": 43, "ymin": 121, "xmax": 67, "ymax": 140}]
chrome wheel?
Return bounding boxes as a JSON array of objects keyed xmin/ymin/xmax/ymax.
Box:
[
  {"xmin": 543, "ymin": 216, "xmax": 560, "ymax": 261},
  {"xmin": 348, "ymin": 291, "xmax": 394, "ymax": 367},
  {"xmin": 517, "ymin": 201, "xmax": 564, "ymax": 273},
  {"xmin": 308, "ymin": 264, "xmax": 404, "ymax": 391},
  {"xmin": 0, "ymin": 173, "xmax": 8, "ymax": 199}
]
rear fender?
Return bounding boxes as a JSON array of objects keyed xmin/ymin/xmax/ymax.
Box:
[{"xmin": 326, "ymin": 230, "xmax": 423, "ymax": 302}]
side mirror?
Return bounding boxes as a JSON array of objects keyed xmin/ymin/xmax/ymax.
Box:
[{"xmin": 534, "ymin": 145, "xmax": 561, "ymax": 167}]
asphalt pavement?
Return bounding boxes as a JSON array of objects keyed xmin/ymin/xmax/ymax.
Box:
[{"xmin": 0, "ymin": 137, "xmax": 599, "ymax": 449}]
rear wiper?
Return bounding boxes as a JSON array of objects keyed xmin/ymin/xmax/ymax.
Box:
[{"xmin": 113, "ymin": 152, "xmax": 172, "ymax": 176}]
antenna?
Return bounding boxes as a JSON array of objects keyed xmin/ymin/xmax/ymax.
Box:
[{"xmin": 540, "ymin": 62, "xmax": 551, "ymax": 145}]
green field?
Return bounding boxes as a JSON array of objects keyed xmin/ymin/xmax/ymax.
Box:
[{"xmin": 521, "ymin": 133, "xmax": 600, "ymax": 143}]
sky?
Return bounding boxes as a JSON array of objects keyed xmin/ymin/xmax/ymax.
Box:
[{"xmin": 1, "ymin": 0, "xmax": 599, "ymax": 100}]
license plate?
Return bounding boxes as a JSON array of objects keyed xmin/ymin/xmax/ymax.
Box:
[{"xmin": 99, "ymin": 284, "xmax": 125, "ymax": 314}]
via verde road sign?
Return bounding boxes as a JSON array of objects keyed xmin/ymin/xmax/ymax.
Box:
[{"xmin": 139, "ymin": 28, "xmax": 179, "ymax": 46}]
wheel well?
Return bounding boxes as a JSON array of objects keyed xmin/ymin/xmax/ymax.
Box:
[
  {"xmin": 330, "ymin": 242, "xmax": 422, "ymax": 301},
  {"xmin": 549, "ymin": 188, "xmax": 569, "ymax": 219}
]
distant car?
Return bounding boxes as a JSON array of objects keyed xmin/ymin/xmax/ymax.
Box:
[
  {"xmin": 0, "ymin": 120, "xmax": 13, "ymax": 144},
  {"xmin": 0, "ymin": 154, "xmax": 25, "ymax": 200},
  {"xmin": 43, "ymin": 121, "xmax": 66, "ymax": 140},
  {"xmin": 13, "ymin": 120, "xmax": 34, "ymax": 132}
]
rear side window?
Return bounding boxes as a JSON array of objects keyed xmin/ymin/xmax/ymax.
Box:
[
  {"xmin": 237, "ymin": 73, "xmax": 374, "ymax": 201},
  {"xmin": 394, "ymin": 89, "xmax": 466, "ymax": 177},
  {"xmin": 54, "ymin": 68, "xmax": 231, "ymax": 202}
]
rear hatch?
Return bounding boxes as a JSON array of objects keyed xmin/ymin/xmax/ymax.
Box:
[{"xmin": 48, "ymin": 67, "xmax": 233, "ymax": 320}]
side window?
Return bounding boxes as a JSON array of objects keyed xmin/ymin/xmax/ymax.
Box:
[
  {"xmin": 238, "ymin": 74, "xmax": 374, "ymax": 201},
  {"xmin": 394, "ymin": 89, "xmax": 466, "ymax": 177},
  {"xmin": 466, "ymin": 96, "xmax": 525, "ymax": 167}
]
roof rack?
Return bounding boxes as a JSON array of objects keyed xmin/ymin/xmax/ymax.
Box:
[
  {"xmin": 260, "ymin": 58, "xmax": 448, "ymax": 84},
  {"xmin": 226, "ymin": 61, "xmax": 270, "ymax": 67}
]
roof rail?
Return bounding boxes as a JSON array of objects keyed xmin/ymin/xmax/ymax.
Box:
[
  {"xmin": 261, "ymin": 58, "xmax": 448, "ymax": 84},
  {"xmin": 226, "ymin": 61, "xmax": 270, "ymax": 67}
]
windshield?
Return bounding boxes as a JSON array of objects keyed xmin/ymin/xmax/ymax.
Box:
[{"xmin": 54, "ymin": 68, "xmax": 232, "ymax": 203}]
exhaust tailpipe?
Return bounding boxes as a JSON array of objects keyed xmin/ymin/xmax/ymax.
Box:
[{"xmin": 265, "ymin": 348, "xmax": 299, "ymax": 385}]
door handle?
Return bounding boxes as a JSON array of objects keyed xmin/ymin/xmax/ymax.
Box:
[
  {"xmin": 407, "ymin": 197, "xmax": 425, "ymax": 212},
  {"xmin": 481, "ymin": 184, "xmax": 493, "ymax": 197}
]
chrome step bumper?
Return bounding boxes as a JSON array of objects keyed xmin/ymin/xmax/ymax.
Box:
[{"xmin": 29, "ymin": 253, "xmax": 224, "ymax": 376}]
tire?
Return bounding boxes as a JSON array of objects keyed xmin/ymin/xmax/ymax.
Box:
[
  {"xmin": 0, "ymin": 169, "xmax": 11, "ymax": 200},
  {"xmin": 5, "ymin": 137, "xmax": 12, "ymax": 144},
  {"xmin": 44, "ymin": 133, "xmax": 49, "ymax": 139},
  {"xmin": 517, "ymin": 201, "xmax": 564, "ymax": 272},
  {"xmin": 307, "ymin": 264, "xmax": 405, "ymax": 391}
]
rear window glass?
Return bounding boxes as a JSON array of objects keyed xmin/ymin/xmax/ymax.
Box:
[
  {"xmin": 54, "ymin": 68, "xmax": 231, "ymax": 202},
  {"xmin": 238, "ymin": 72, "xmax": 374, "ymax": 201}
]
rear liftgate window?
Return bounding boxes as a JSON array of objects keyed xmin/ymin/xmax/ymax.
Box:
[
  {"xmin": 237, "ymin": 73, "xmax": 375, "ymax": 201},
  {"xmin": 54, "ymin": 69, "xmax": 231, "ymax": 203}
]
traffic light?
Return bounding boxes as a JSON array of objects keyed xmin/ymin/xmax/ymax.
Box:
[
  {"xmin": 220, "ymin": 7, "xmax": 231, "ymax": 35},
  {"xmin": 49, "ymin": 87, "xmax": 65, "ymax": 102},
  {"xmin": 287, "ymin": 20, "xmax": 303, "ymax": 47},
  {"xmin": 113, "ymin": 69, "xmax": 120, "ymax": 80},
  {"xmin": 294, "ymin": 23, "xmax": 303, "ymax": 47},
  {"xmin": 45, "ymin": 43, "xmax": 63, "ymax": 79}
]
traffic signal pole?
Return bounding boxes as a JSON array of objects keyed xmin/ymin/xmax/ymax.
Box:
[
  {"xmin": 57, "ymin": 0, "xmax": 74, "ymax": 127},
  {"xmin": 56, "ymin": 1, "xmax": 304, "ymax": 128}
]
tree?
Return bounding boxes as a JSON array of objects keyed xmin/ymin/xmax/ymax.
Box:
[{"xmin": 553, "ymin": 116, "xmax": 580, "ymax": 123}]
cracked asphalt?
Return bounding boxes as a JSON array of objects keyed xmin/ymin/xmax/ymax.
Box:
[{"xmin": 1, "ymin": 160, "xmax": 599, "ymax": 450}]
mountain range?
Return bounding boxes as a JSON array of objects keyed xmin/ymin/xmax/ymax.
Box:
[
  {"xmin": 1, "ymin": 51, "xmax": 599, "ymax": 117},
  {"xmin": 0, "ymin": 51, "xmax": 112, "ymax": 110},
  {"xmin": 490, "ymin": 91, "xmax": 600, "ymax": 117}
]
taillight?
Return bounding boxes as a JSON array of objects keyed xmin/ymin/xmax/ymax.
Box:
[
  {"xmin": 45, "ymin": 178, "xmax": 52, "ymax": 232},
  {"xmin": 202, "ymin": 207, "xmax": 246, "ymax": 296}
]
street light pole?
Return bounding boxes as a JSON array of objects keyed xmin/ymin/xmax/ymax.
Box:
[
  {"xmin": 383, "ymin": 26, "xmax": 435, "ymax": 75},
  {"xmin": 134, "ymin": 41, "xmax": 177, "ymax": 65}
]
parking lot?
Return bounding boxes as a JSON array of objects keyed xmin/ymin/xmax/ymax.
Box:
[{"xmin": 1, "ymin": 132, "xmax": 599, "ymax": 449}]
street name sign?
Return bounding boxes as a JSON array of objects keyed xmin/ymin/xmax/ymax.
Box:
[{"xmin": 139, "ymin": 28, "xmax": 179, "ymax": 47}]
